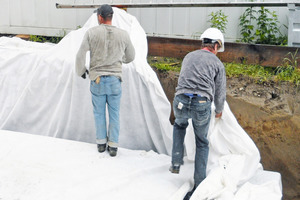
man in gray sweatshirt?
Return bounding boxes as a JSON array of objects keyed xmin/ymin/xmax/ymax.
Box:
[
  {"xmin": 76, "ymin": 4, "xmax": 135, "ymax": 157},
  {"xmin": 169, "ymin": 28, "xmax": 226, "ymax": 199}
]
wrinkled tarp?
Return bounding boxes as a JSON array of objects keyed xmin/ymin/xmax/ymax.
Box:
[
  {"xmin": 0, "ymin": 8, "xmax": 172, "ymax": 155},
  {"xmin": 0, "ymin": 130, "xmax": 281, "ymax": 200},
  {"xmin": 0, "ymin": 8, "xmax": 282, "ymax": 200},
  {"xmin": 0, "ymin": 130, "xmax": 194, "ymax": 200}
]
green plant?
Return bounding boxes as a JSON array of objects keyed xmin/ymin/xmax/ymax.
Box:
[
  {"xmin": 283, "ymin": 49, "xmax": 298, "ymax": 69},
  {"xmin": 256, "ymin": 7, "xmax": 280, "ymax": 45},
  {"xmin": 48, "ymin": 36, "xmax": 63, "ymax": 44},
  {"xmin": 239, "ymin": 7, "xmax": 257, "ymax": 43},
  {"xmin": 148, "ymin": 56, "xmax": 300, "ymax": 87},
  {"xmin": 239, "ymin": 7, "xmax": 287, "ymax": 45},
  {"xmin": 29, "ymin": 35, "xmax": 64, "ymax": 44},
  {"xmin": 276, "ymin": 50, "xmax": 299, "ymax": 80},
  {"xmin": 208, "ymin": 10, "xmax": 228, "ymax": 33},
  {"xmin": 48, "ymin": 29, "xmax": 66, "ymax": 43},
  {"xmin": 147, "ymin": 56, "xmax": 182, "ymax": 72},
  {"xmin": 29, "ymin": 30, "xmax": 66, "ymax": 44},
  {"xmin": 152, "ymin": 63, "xmax": 181, "ymax": 72},
  {"xmin": 29, "ymin": 35, "xmax": 46, "ymax": 43},
  {"xmin": 224, "ymin": 51, "xmax": 300, "ymax": 86},
  {"xmin": 225, "ymin": 62, "xmax": 274, "ymax": 84}
]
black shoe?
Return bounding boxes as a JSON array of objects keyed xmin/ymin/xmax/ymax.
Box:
[
  {"xmin": 183, "ymin": 186, "xmax": 196, "ymax": 200},
  {"xmin": 97, "ymin": 144, "xmax": 106, "ymax": 153},
  {"xmin": 169, "ymin": 165, "xmax": 180, "ymax": 174},
  {"xmin": 107, "ymin": 146, "xmax": 118, "ymax": 157}
]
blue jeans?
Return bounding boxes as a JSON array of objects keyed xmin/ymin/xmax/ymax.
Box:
[
  {"xmin": 90, "ymin": 76, "xmax": 122, "ymax": 148},
  {"xmin": 172, "ymin": 94, "xmax": 211, "ymax": 187}
]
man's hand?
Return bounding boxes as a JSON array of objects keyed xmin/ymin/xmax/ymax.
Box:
[
  {"xmin": 81, "ymin": 69, "xmax": 89, "ymax": 79},
  {"xmin": 215, "ymin": 112, "xmax": 222, "ymax": 118}
]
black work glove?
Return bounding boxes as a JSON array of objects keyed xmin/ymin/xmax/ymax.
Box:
[{"xmin": 81, "ymin": 69, "xmax": 89, "ymax": 79}]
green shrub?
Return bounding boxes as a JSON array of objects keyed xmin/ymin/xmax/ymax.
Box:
[
  {"xmin": 225, "ymin": 50, "xmax": 300, "ymax": 86},
  {"xmin": 29, "ymin": 30, "xmax": 66, "ymax": 44},
  {"xmin": 239, "ymin": 7, "xmax": 257, "ymax": 43},
  {"xmin": 208, "ymin": 10, "xmax": 228, "ymax": 34},
  {"xmin": 239, "ymin": 7, "xmax": 287, "ymax": 45}
]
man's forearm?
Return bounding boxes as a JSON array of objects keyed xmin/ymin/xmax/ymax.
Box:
[
  {"xmin": 75, "ymin": 52, "xmax": 87, "ymax": 76},
  {"xmin": 123, "ymin": 41, "xmax": 135, "ymax": 64},
  {"xmin": 75, "ymin": 33, "xmax": 90, "ymax": 76}
]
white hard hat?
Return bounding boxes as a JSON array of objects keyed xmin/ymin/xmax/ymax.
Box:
[{"xmin": 200, "ymin": 28, "xmax": 225, "ymax": 52}]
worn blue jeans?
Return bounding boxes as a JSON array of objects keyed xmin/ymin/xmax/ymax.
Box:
[
  {"xmin": 172, "ymin": 94, "xmax": 212, "ymax": 187},
  {"xmin": 90, "ymin": 76, "xmax": 122, "ymax": 148}
]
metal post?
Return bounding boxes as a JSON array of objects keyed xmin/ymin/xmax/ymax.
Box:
[{"xmin": 288, "ymin": 4, "xmax": 300, "ymax": 47}]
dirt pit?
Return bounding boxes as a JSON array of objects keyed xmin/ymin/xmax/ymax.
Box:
[{"xmin": 149, "ymin": 57, "xmax": 300, "ymax": 200}]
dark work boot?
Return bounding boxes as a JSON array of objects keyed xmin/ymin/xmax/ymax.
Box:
[
  {"xmin": 169, "ymin": 164, "xmax": 180, "ymax": 174},
  {"xmin": 107, "ymin": 146, "xmax": 118, "ymax": 157},
  {"xmin": 97, "ymin": 144, "xmax": 106, "ymax": 153},
  {"xmin": 183, "ymin": 186, "xmax": 196, "ymax": 200}
]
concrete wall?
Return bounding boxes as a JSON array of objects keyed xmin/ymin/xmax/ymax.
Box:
[{"xmin": 0, "ymin": 0, "xmax": 292, "ymax": 42}]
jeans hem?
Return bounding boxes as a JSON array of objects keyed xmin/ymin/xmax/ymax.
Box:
[
  {"xmin": 171, "ymin": 162, "xmax": 183, "ymax": 166},
  {"xmin": 96, "ymin": 138, "xmax": 107, "ymax": 144},
  {"xmin": 108, "ymin": 141, "xmax": 118, "ymax": 148}
]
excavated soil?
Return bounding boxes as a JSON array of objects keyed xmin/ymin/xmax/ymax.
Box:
[{"xmin": 150, "ymin": 63, "xmax": 300, "ymax": 200}]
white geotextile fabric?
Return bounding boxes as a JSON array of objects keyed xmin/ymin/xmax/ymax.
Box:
[
  {"xmin": 0, "ymin": 8, "xmax": 172, "ymax": 155},
  {"xmin": 0, "ymin": 130, "xmax": 194, "ymax": 200},
  {"xmin": 0, "ymin": 8, "xmax": 282, "ymax": 199}
]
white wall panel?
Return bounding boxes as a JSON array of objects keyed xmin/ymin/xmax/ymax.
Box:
[
  {"xmin": 0, "ymin": 0, "xmax": 95, "ymax": 36},
  {"xmin": 0, "ymin": 0, "xmax": 292, "ymax": 43},
  {"xmin": 129, "ymin": 3, "xmax": 290, "ymax": 41},
  {"xmin": 0, "ymin": 0, "xmax": 9, "ymax": 27}
]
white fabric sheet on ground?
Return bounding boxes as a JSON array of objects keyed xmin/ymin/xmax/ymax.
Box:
[
  {"xmin": 0, "ymin": 8, "xmax": 172, "ymax": 155},
  {"xmin": 0, "ymin": 8, "xmax": 282, "ymax": 199},
  {"xmin": 0, "ymin": 130, "xmax": 193, "ymax": 200}
]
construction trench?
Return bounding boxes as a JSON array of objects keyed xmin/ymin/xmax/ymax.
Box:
[
  {"xmin": 1, "ymin": 3, "xmax": 299, "ymax": 199},
  {"xmin": 148, "ymin": 37, "xmax": 300, "ymax": 199}
]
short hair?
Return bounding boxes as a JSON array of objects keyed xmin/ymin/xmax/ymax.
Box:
[
  {"xmin": 100, "ymin": 14, "xmax": 113, "ymax": 21},
  {"xmin": 201, "ymin": 40, "xmax": 221, "ymax": 52}
]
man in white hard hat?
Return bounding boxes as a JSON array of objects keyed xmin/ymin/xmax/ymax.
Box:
[
  {"xmin": 76, "ymin": 4, "xmax": 135, "ymax": 157},
  {"xmin": 169, "ymin": 28, "xmax": 226, "ymax": 199}
]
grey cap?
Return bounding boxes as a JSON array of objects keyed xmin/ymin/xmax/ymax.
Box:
[{"xmin": 97, "ymin": 4, "xmax": 114, "ymax": 18}]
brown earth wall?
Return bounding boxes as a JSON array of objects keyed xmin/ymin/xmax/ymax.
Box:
[{"xmin": 153, "ymin": 68, "xmax": 300, "ymax": 200}]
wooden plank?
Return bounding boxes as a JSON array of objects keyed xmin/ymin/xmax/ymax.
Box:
[
  {"xmin": 15, "ymin": 34, "xmax": 30, "ymax": 40},
  {"xmin": 147, "ymin": 36, "xmax": 300, "ymax": 68}
]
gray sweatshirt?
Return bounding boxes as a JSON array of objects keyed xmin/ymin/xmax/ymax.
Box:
[
  {"xmin": 176, "ymin": 49, "xmax": 226, "ymax": 114},
  {"xmin": 76, "ymin": 24, "xmax": 135, "ymax": 80}
]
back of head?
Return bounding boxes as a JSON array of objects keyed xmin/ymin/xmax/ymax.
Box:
[
  {"xmin": 97, "ymin": 4, "xmax": 114, "ymax": 21},
  {"xmin": 200, "ymin": 28, "xmax": 225, "ymax": 52}
]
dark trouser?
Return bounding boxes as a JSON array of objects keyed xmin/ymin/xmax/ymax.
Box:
[{"xmin": 171, "ymin": 94, "xmax": 212, "ymax": 187}]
